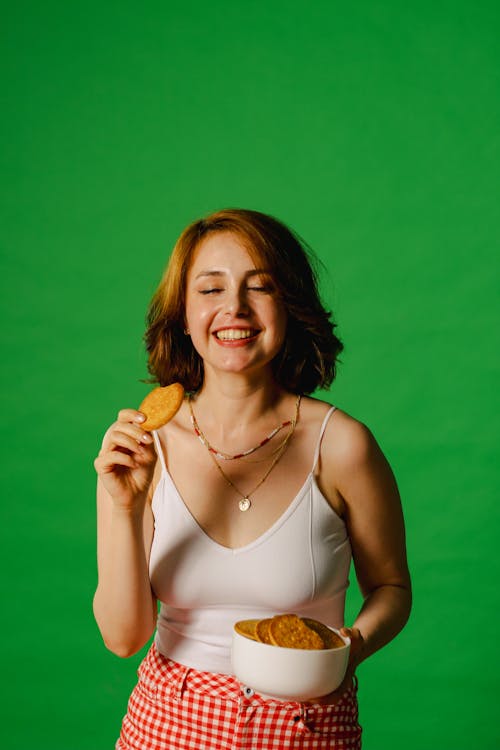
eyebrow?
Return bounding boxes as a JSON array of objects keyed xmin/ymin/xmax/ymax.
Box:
[{"xmin": 194, "ymin": 268, "xmax": 270, "ymax": 280}]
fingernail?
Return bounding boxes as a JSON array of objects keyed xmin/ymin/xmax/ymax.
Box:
[
  {"xmin": 135, "ymin": 413, "xmax": 145, "ymax": 422},
  {"xmin": 141, "ymin": 433, "xmax": 152, "ymax": 443}
]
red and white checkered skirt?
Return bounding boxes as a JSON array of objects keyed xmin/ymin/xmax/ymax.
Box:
[{"xmin": 116, "ymin": 644, "xmax": 362, "ymax": 749}]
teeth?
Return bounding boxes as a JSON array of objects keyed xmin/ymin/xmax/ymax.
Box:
[{"xmin": 216, "ymin": 329, "xmax": 255, "ymax": 340}]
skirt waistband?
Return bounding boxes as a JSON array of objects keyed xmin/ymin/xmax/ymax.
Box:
[{"xmin": 144, "ymin": 643, "xmax": 358, "ymax": 711}]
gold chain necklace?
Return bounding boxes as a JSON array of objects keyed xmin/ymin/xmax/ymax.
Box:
[
  {"xmin": 189, "ymin": 396, "xmax": 295, "ymax": 460},
  {"xmin": 204, "ymin": 395, "xmax": 301, "ymax": 512}
]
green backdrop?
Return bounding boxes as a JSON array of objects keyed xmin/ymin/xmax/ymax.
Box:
[{"xmin": 1, "ymin": 1, "xmax": 498, "ymax": 748}]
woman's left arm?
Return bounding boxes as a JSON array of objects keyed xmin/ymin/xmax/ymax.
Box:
[{"xmin": 324, "ymin": 413, "xmax": 412, "ymax": 672}]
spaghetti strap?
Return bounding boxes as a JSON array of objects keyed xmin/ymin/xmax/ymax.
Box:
[
  {"xmin": 152, "ymin": 430, "xmax": 167, "ymax": 474},
  {"xmin": 311, "ymin": 406, "xmax": 336, "ymax": 472}
]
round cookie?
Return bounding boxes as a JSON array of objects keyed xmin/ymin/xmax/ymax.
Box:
[
  {"xmin": 234, "ymin": 619, "xmax": 260, "ymax": 641},
  {"xmin": 256, "ymin": 619, "xmax": 273, "ymax": 644},
  {"xmin": 268, "ymin": 614, "xmax": 324, "ymax": 650},
  {"xmin": 301, "ymin": 618, "xmax": 345, "ymax": 649},
  {"xmin": 138, "ymin": 383, "xmax": 184, "ymax": 431}
]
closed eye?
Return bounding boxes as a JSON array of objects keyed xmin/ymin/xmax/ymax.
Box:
[
  {"xmin": 199, "ymin": 288, "xmax": 223, "ymax": 295},
  {"xmin": 248, "ymin": 284, "xmax": 273, "ymax": 293}
]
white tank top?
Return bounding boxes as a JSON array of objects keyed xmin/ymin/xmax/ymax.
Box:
[{"xmin": 149, "ymin": 407, "xmax": 351, "ymax": 674}]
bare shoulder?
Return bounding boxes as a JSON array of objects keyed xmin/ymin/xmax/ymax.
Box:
[
  {"xmin": 317, "ymin": 405, "xmax": 400, "ymax": 511},
  {"xmin": 324, "ymin": 408, "xmax": 378, "ymax": 467},
  {"xmin": 301, "ymin": 399, "xmax": 376, "ymax": 463},
  {"xmin": 298, "ymin": 395, "xmax": 336, "ymax": 424}
]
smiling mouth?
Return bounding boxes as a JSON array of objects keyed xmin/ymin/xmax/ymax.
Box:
[{"xmin": 215, "ymin": 329, "xmax": 258, "ymax": 341}]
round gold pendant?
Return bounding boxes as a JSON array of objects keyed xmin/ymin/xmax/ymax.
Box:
[{"xmin": 238, "ymin": 497, "xmax": 251, "ymax": 512}]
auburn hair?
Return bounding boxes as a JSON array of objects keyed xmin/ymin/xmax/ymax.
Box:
[{"xmin": 145, "ymin": 208, "xmax": 343, "ymax": 394}]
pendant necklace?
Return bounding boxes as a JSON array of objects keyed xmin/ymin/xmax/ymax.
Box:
[{"xmin": 194, "ymin": 395, "xmax": 301, "ymax": 512}]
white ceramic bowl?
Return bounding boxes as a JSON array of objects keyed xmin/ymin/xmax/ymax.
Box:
[{"xmin": 231, "ymin": 626, "xmax": 350, "ymax": 701}]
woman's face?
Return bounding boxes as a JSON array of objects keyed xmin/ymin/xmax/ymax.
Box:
[{"xmin": 184, "ymin": 232, "xmax": 287, "ymax": 380}]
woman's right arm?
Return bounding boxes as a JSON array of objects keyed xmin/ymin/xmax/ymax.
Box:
[{"xmin": 93, "ymin": 409, "xmax": 159, "ymax": 658}]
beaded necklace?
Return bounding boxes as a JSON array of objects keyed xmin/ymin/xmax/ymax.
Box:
[
  {"xmin": 188, "ymin": 395, "xmax": 297, "ymax": 460},
  {"xmin": 189, "ymin": 395, "xmax": 301, "ymax": 512}
]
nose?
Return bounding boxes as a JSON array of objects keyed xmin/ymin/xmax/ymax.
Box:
[{"xmin": 225, "ymin": 286, "xmax": 249, "ymax": 316}]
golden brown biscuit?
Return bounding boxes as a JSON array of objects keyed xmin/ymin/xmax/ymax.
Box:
[
  {"xmin": 234, "ymin": 619, "xmax": 260, "ymax": 641},
  {"xmin": 256, "ymin": 619, "xmax": 273, "ymax": 644},
  {"xmin": 269, "ymin": 614, "xmax": 324, "ymax": 650},
  {"xmin": 234, "ymin": 613, "xmax": 347, "ymax": 651},
  {"xmin": 138, "ymin": 383, "xmax": 184, "ymax": 431},
  {"xmin": 301, "ymin": 618, "xmax": 345, "ymax": 649}
]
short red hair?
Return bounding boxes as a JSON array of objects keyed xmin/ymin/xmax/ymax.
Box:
[{"xmin": 145, "ymin": 208, "xmax": 343, "ymax": 393}]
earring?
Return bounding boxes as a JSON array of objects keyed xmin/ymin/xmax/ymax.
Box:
[{"xmin": 184, "ymin": 327, "xmax": 190, "ymax": 335}]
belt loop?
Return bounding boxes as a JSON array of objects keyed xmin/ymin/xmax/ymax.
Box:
[{"xmin": 172, "ymin": 665, "xmax": 189, "ymax": 701}]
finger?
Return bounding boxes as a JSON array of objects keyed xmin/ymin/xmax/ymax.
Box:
[
  {"xmin": 339, "ymin": 626, "xmax": 354, "ymax": 637},
  {"xmin": 117, "ymin": 408, "xmax": 146, "ymax": 425},
  {"xmin": 339, "ymin": 627, "xmax": 354, "ymax": 646},
  {"xmin": 94, "ymin": 450, "xmax": 137, "ymax": 474},
  {"xmin": 340, "ymin": 627, "xmax": 363, "ymax": 644},
  {"xmin": 101, "ymin": 429, "xmax": 152, "ymax": 456},
  {"xmin": 340, "ymin": 627, "xmax": 364, "ymax": 670},
  {"xmin": 102, "ymin": 424, "xmax": 154, "ymax": 451},
  {"xmin": 128, "ymin": 442, "xmax": 157, "ymax": 466}
]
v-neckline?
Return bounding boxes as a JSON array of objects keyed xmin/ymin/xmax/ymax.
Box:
[{"xmin": 156, "ymin": 466, "xmax": 315, "ymax": 554}]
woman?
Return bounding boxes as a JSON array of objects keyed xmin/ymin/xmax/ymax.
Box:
[{"xmin": 93, "ymin": 209, "xmax": 411, "ymax": 749}]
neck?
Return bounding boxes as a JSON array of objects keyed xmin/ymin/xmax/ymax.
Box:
[{"xmin": 191, "ymin": 372, "xmax": 293, "ymax": 438}]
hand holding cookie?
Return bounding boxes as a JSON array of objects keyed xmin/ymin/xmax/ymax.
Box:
[
  {"xmin": 94, "ymin": 383, "xmax": 184, "ymax": 509},
  {"xmin": 94, "ymin": 409, "xmax": 157, "ymax": 509}
]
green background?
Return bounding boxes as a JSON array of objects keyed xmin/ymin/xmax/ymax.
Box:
[{"xmin": 1, "ymin": 1, "xmax": 498, "ymax": 748}]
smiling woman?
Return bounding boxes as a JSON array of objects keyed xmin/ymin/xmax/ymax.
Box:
[
  {"xmin": 184, "ymin": 232, "xmax": 288, "ymax": 380},
  {"xmin": 144, "ymin": 209, "xmax": 342, "ymax": 392},
  {"xmin": 93, "ymin": 208, "xmax": 411, "ymax": 750}
]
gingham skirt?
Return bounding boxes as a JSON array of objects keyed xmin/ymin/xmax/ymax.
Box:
[{"xmin": 116, "ymin": 644, "xmax": 362, "ymax": 749}]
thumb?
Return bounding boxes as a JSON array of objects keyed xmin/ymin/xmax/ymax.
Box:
[
  {"xmin": 340, "ymin": 627, "xmax": 365, "ymax": 668},
  {"xmin": 340, "ymin": 626, "xmax": 363, "ymax": 641}
]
